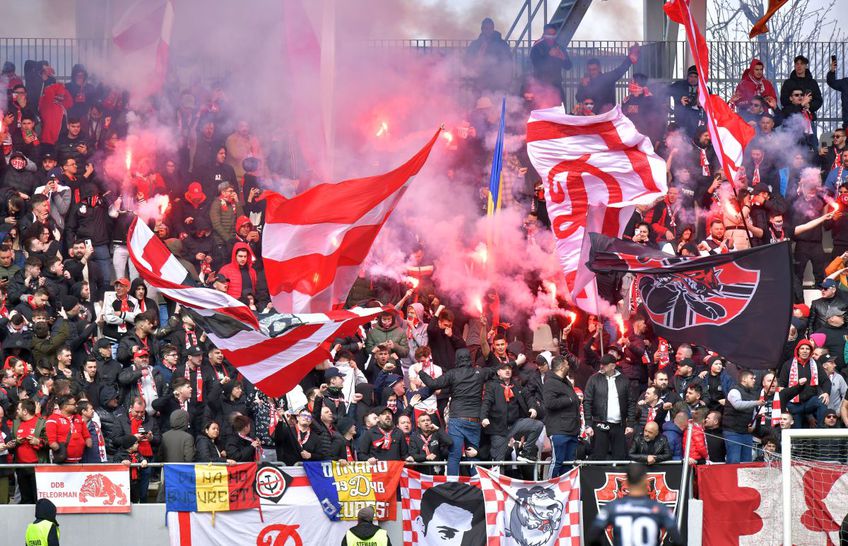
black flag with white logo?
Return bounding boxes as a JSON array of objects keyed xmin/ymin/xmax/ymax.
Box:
[{"xmin": 587, "ymin": 234, "xmax": 792, "ymax": 369}]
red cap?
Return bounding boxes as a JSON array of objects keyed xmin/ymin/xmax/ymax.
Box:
[
  {"xmin": 114, "ymin": 278, "xmax": 130, "ymax": 287},
  {"xmin": 793, "ymin": 304, "xmax": 810, "ymax": 318},
  {"xmin": 133, "ymin": 348, "xmax": 150, "ymax": 358}
]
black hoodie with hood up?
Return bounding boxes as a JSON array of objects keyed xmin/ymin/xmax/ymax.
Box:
[
  {"xmin": 31, "ymin": 498, "xmax": 60, "ymax": 546},
  {"xmin": 418, "ymin": 348, "xmax": 496, "ymax": 420}
]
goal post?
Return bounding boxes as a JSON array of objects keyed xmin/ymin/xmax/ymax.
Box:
[{"xmin": 781, "ymin": 427, "xmax": 848, "ymax": 546}]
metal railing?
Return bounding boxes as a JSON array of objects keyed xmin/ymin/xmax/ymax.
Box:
[{"xmin": 0, "ymin": 38, "xmax": 109, "ymax": 83}]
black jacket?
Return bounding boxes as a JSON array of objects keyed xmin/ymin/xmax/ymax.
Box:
[
  {"xmin": 408, "ymin": 429, "xmax": 452, "ymax": 463},
  {"xmin": 480, "ymin": 379, "xmax": 533, "ymax": 435},
  {"xmin": 629, "ymin": 434, "xmax": 672, "ymax": 463},
  {"xmin": 541, "ymin": 371, "xmax": 581, "ymax": 436},
  {"xmin": 808, "ymin": 292, "xmax": 848, "ymax": 334},
  {"xmin": 195, "ymin": 434, "xmax": 226, "ymax": 462},
  {"xmin": 827, "ymin": 70, "xmax": 848, "ymax": 129},
  {"xmin": 418, "ymin": 348, "xmax": 495, "ymax": 420},
  {"xmin": 426, "ymin": 320, "xmax": 466, "ymax": 371},
  {"xmin": 358, "ymin": 426, "xmax": 408, "ymax": 461},
  {"xmin": 575, "ymin": 56, "xmax": 634, "ymax": 111},
  {"xmin": 780, "ymin": 69, "xmax": 823, "ymax": 118},
  {"xmin": 583, "ymin": 371, "xmax": 637, "ymax": 428}
]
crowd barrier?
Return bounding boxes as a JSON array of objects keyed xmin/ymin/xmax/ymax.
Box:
[{"xmin": 0, "ymin": 460, "xmax": 698, "ymax": 546}]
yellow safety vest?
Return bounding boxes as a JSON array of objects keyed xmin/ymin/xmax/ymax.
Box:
[
  {"xmin": 345, "ymin": 528, "xmax": 388, "ymax": 546},
  {"xmin": 25, "ymin": 520, "xmax": 59, "ymax": 546}
]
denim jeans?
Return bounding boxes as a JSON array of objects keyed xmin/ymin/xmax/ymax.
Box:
[
  {"xmin": 787, "ymin": 396, "xmax": 829, "ymax": 428},
  {"xmin": 723, "ymin": 430, "xmax": 754, "ymax": 464},
  {"xmin": 447, "ymin": 417, "xmax": 481, "ymax": 476},
  {"xmin": 550, "ymin": 434, "xmax": 579, "ymax": 477},
  {"xmin": 93, "ymin": 244, "xmax": 113, "ymax": 286}
]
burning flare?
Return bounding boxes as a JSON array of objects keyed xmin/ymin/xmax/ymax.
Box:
[
  {"xmin": 404, "ymin": 276, "xmax": 420, "ymax": 289},
  {"xmin": 125, "ymin": 148, "xmax": 133, "ymax": 171},
  {"xmin": 474, "ymin": 298, "xmax": 484, "ymax": 317},
  {"xmin": 565, "ymin": 310, "xmax": 577, "ymax": 324},
  {"xmin": 375, "ymin": 121, "xmax": 389, "ymax": 137},
  {"xmin": 830, "ymin": 200, "xmax": 840, "ymax": 213},
  {"xmin": 470, "ymin": 242, "xmax": 488, "ymax": 265},
  {"xmin": 613, "ymin": 314, "xmax": 626, "ymax": 337},
  {"xmin": 442, "ymin": 131, "xmax": 454, "ymax": 144}
]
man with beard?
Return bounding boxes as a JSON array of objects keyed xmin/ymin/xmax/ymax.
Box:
[
  {"xmin": 808, "ymin": 278, "xmax": 848, "ymax": 334},
  {"xmin": 360, "ymin": 406, "xmax": 408, "ymax": 463},
  {"xmin": 583, "ymin": 355, "xmax": 637, "ymax": 460},
  {"xmin": 116, "ymin": 311, "xmax": 158, "ymax": 366},
  {"xmin": 542, "ymin": 355, "xmax": 581, "ymax": 477},
  {"xmin": 63, "ymin": 239, "xmax": 103, "ymax": 302},
  {"xmin": 408, "ymin": 413, "xmax": 452, "ymax": 475}
]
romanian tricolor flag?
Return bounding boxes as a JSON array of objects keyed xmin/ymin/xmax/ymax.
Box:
[
  {"xmin": 164, "ymin": 463, "xmax": 259, "ymax": 513},
  {"xmin": 304, "ymin": 460, "xmax": 404, "ymax": 521},
  {"xmin": 486, "ymin": 97, "xmax": 507, "ymax": 216}
]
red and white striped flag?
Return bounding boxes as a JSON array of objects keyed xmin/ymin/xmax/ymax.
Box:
[
  {"xmin": 127, "ymin": 218, "xmax": 259, "ymax": 329},
  {"xmin": 128, "ymin": 218, "xmax": 381, "ymax": 396},
  {"xmin": 665, "ymin": 0, "xmax": 755, "ymax": 184},
  {"xmin": 526, "ymin": 105, "xmax": 668, "ymax": 312},
  {"xmin": 263, "ymin": 130, "xmax": 441, "ymax": 313},
  {"xmin": 112, "ymin": 0, "xmax": 174, "ymax": 94}
]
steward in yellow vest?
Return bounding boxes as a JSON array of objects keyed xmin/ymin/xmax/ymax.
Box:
[
  {"xmin": 25, "ymin": 499, "xmax": 60, "ymax": 546},
  {"xmin": 340, "ymin": 506, "xmax": 391, "ymax": 546}
]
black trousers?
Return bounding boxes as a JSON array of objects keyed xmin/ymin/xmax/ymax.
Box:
[
  {"xmin": 794, "ymin": 241, "xmax": 826, "ymax": 287},
  {"xmin": 590, "ymin": 422, "xmax": 628, "ymax": 460},
  {"xmin": 16, "ymin": 468, "xmax": 36, "ymax": 504}
]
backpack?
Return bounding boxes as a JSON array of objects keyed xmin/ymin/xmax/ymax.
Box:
[{"xmin": 12, "ymin": 416, "xmax": 48, "ymax": 463}]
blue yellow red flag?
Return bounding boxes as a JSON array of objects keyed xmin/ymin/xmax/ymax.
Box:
[{"xmin": 486, "ymin": 97, "xmax": 507, "ymax": 216}]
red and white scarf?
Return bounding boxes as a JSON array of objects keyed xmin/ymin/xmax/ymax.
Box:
[
  {"xmin": 699, "ymin": 148, "xmax": 710, "ymax": 176},
  {"xmin": 758, "ymin": 388, "xmax": 781, "ymax": 426},
  {"xmin": 788, "ymin": 358, "xmax": 818, "ymax": 403},
  {"xmin": 184, "ymin": 366, "xmax": 203, "ymax": 403},
  {"xmin": 372, "ymin": 429, "xmax": 393, "ymax": 451}
]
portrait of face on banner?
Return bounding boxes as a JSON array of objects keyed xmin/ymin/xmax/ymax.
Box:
[
  {"xmin": 401, "ymin": 469, "xmax": 486, "ymax": 546},
  {"xmin": 412, "ymin": 482, "xmax": 486, "ymax": 546}
]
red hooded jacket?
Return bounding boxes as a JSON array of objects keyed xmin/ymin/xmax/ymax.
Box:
[
  {"xmin": 38, "ymin": 83, "xmax": 73, "ymax": 144},
  {"xmin": 218, "ymin": 242, "xmax": 257, "ymax": 301},
  {"xmin": 734, "ymin": 58, "xmax": 777, "ymax": 108}
]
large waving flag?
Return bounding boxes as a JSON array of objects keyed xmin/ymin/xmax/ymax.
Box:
[
  {"xmin": 262, "ymin": 130, "xmax": 440, "ymax": 313},
  {"xmin": 128, "ymin": 219, "xmax": 382, "ymax": 396},
  {"xmin": 111, "ymin": 0, "xmax": 174, "ymax": 95},
  {"xmin": 526, "ymin": 105, "xmax": 667, "ymax": 312},
  {"xmin": 665, "ymin": 0, "xmax": 755, "ymax": 184}
]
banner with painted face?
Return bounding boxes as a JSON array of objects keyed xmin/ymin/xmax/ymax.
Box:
[{"xmin": 400, "ymin": 468, "xmax": 485, "ymax": 546}]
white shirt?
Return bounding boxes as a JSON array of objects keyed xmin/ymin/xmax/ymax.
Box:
[{"xmin": 606, "ymin": 373, "xmax": 622, "ymax": 424}]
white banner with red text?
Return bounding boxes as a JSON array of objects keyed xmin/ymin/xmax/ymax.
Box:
[{"xmin": 35, "ymin": 464, "xmax": 132, "ymax": 513}]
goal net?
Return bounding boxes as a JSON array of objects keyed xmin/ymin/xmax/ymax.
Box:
[{"xmin": 781, "ymin": 428, "xmax": 848, "ymax": 546}]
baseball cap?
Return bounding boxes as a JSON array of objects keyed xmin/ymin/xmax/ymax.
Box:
[
  {"xmin": 821, "ymin": 278, "xmax": 837, "ymax": 290},
  {"xmin": 186, "ymin": 345, "xmax": 204, "ymax": 357},
  {"xmin": 114, "ymin": 278, "xmax": 130, "ymax": 287},
  {"xmin": 133, "ymin": 347, "xmax": 150, "ymax": 358},
  {"xmin": 324, "ymin": 367, "xmax": 343, "ymax": 381},
  {"xmin": 752, "ymin": 183, "xmax": 770, "ymax": 195},
  {"xmin": 599, "ymin": 354, "xmax": 618, "ymax": 366},
  {"xmin": 678, "ymin": 358, "xmax": 695, "ymax": 368}
]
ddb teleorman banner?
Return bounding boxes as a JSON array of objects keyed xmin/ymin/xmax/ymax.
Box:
[{"xmin": 35, "ymin": 464, "xmax": 131, "ymax": 514}]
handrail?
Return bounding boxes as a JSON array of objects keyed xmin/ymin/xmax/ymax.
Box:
[{"xmin": 0, "ymin": 459, "xmax": 684, "ymax": 469}]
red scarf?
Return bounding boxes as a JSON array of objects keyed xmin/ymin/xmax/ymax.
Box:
[
  {"xmin": 752, "ymin": 158, "xmax": 762, "ymax": 186},
  {"xmin": 297, "ymin": 429, "xmax": 310, "ymax": 449},
  {"xmin": 240, "ymin": 432, "xmax": 261, "ymax": 461},
  {"xmin": 647, "ymin": 404, "xmax": 656, "ymax": 423},
  {"xmin": 372, "ymin": 428, "xmax": 393, "ymax": 451},
  {"xmin": 183, "ymin": 328, "xmax": 198, "ymax": 349},
  {"xmin": 130, "ymin": 414, "xmax": 153, "ymax": 457},
  {"xmin": 788, "ymin": 357, "xmax": 818, "ymax": 403},
  {"xmin": 502, "ymin": 382, "xmax": 514, "ymax": 402},
  {"xmin": 184, "ymin": 366, "xmax": 203, "ymax": 402},
  {"xmin": 419, "ymin": 433, "xmax": 432, "ymax": 457}
]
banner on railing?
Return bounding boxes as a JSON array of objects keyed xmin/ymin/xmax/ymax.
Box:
[
  {"xmin": 164, "ymin": 462, "xmax": 258, "ymax": 513},
  {"xmin": 400, "ymin": 468, "xmax": 483, "ymax": 546},
  {"xmin": 304, "ymin": 460, "xmax": 404, "ymax": 520},
  {"xmin": 35, "ymin": 464, "xmax": 131, "ymax": 514},
  {"xmin": 580, "ymin": 464, "xmax": 686, "ymax": 545},
  {"xmin": 477, "ymin": 466, "xmax": 581, "ymax": 546},
  {"xmin": 168, "ymin": 466, "xmax": 353, "ymax": 546}
]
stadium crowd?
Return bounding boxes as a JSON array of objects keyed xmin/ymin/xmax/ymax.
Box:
[{"xmin": 0, "ymin": 18, "xmax": 846, "ymax": 504}]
